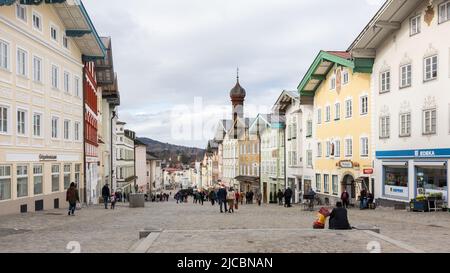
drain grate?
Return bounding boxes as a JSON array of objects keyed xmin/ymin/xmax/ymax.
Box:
[{"xmin": 0, "ymin": 228, "xmax": 31, "ymax": 238}]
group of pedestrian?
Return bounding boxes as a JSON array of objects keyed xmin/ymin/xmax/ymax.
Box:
[
  {"xmin": 175, "ymin": 191, "xmax": 189, "ymax": 203},
  {"xmin": 276, "ymin": 188, "xmax": 293, "ymax": 208},
  {"xmin": 101, "ymin": 184, "xmax": 120, "ymax": 210},
  {"xmin": 339, "ymin": 188, "xmax": 375, "ymax": 210},
  {"xmin": 193, "ymin": 191, "xmax": 206, "ymax": 205}
]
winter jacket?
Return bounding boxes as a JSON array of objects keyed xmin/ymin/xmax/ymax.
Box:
[
  {"xmin": 66, "ymin": 187, "xmax": 79, "ymax": 205},
  {"xmin": 102, "ymin": 185, "xmax": 110, "ymax": 197},
  {"xmin": 329, "ymin": 208, "xmax": 352, "ymax": 230}
]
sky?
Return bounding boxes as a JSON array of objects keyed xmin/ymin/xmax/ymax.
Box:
[{"xmin": 83, "ymin": 0, "xmax": 384, "ymax": 149}]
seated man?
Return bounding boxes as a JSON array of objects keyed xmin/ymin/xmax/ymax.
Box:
[{"xmin": 329, "ymin": 202, "xmax": 352, "ymax": 230}]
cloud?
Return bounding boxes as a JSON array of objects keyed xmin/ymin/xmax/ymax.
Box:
[{"xmin": 83, "ymin": 0, "xmax": 383, "ymax": 148}]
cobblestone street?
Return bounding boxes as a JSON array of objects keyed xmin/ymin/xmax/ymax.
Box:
[{"xmin": 1, "ymin": 200, "xmax": 450, "ymax": 253}]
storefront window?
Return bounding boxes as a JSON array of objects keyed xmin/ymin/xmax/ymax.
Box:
[
  {"xmin": 315, "ymin": 174, "xmax": 321, "ymax": 192},
  {"xmin": 17, "ymin": 165, "xmax": 28, "ymax": 198},
  {"xmin": 383, "ymin": 165, "xmax": 409, "ymax": 199},
  {"xmin": 0, "ymin": 165, "xmax": 12, "ymax": 201},
  {"xmin": 52, "ymin": 164, "xmax": 60, "ymax": 192},
  {"xmin": 416, "ymin": 166, "xmax": 447, "ymax": 194},
  {"xmin": 332, "ymin": 175, "xmax": 339, "ymax": 195},
  {"xmin": 33, "ymin": 165, "xmax": 43, "ymax": 195},
  {"xmin": 64, "ymin": 164, "xmax": 71, "ymax": 190}
]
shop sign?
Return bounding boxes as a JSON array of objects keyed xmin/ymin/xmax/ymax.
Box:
[
  {"xmin": 384, "ymin": 186, "xmax": 409, "ymax": 199},
  {"xmin": 376, "ymin": 148, "xmax": 450, "ymax": 159},
  {"xmin": 339, "ymin": 160, "xmax": 353, "ymax": 168},
  {"xmin": 363, "ymin": 168, "xmax": 373, "ymax": 175},
  {"xmin": 39, "ymin": 154, "xmax": 57, "ymax": 161}
]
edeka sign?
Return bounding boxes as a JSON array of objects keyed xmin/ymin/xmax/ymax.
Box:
[
  {"xmin": 376, "ymin": 148, "xmax": 450, "ymax": 159},
  {"xmin": 384, "ymin": 185, "xmax": 409, "ymax": 199}
]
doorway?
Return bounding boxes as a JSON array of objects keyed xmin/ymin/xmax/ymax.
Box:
[
  {"xmin": 342, "ymin": 174, "xmax": 355, "ymax": 204},
  {"xmin": 263, "ymin": 182, "xmax": 268, "ymax": 204}
]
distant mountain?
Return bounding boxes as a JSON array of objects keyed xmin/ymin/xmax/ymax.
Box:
[{"xmin": 137, "ymin": 137, "xmax": 205, "ymax": 166}]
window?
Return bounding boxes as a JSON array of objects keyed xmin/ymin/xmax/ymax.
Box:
[
  {"xmin": 306, "ymin": 120, "xmax": 312, "ymax": 137},
  {"xmin": 439, "ymin": 1, "xmax": 450, "ymax": 23},
  {"xmin": 360, "ymin": 96, "xmax": 368, "ymax": 115},
  {"xmin": 380, "ymin": 116, "xmax": 390, "ymax": 138},
  {"xmin": 0, "ymin": 40, "xmax": 9, "ymax": 70},
  {"xmin": 51, "ymin": 26, "xmax": 58, "ymax": 42},
  {"xmin": 315, "ymin": 174, "xmax": 321, "ymax": 192},
  {"xmin": 33, "ymin": 164, "xmax": 43, "ymax": 195},
  {"xmin": 307, "ymin": 150, "xmax": 312, "ymax": 167},
  {"xmin": 63, "ymin": 71, "xmax": 70, "ymax": 93},
  {"xmin": 317, "ymin": 109, "xmax": 322, "ymax": 124},
  {"xmin": 345, "ymin": 139, "xmax": 353, "ymax": 157},
  {"xmin": 16, "ymin": 4, "xmax": 27, "ymax": 22},
  {"xmin": 17, "ymin": 110, "xmax": 26, "ymax": 135},
  {"xmin": 424, "ymin": 55, "xmax": 438, "ymax": 81},
  {"xmin": 52, "ymin": 117, "xmax": 59, "ymax": 138},
  {"xmin": 64, "ymin": 120, "xmax": 70, "ymax": 140},
  {"xmin": 345, "ymin": 99, "xmax": 352, "ymax": 118},
  {"xmin": 51, "ymin": 65, "xmax": 59, "ymax": 89},
  {"xmin": 324, "ymin": 174, "xmax": 329, "ymax": 193},
  {"xmin": 380, "ymin": 71, "xmax": 390, "ymax": 93},
  {"xmin": 360, "ymin": 137, "xmax": 369, "ymax": 157},
  {"xmin": 332, "ymin": 175, "xmax": 339, "ymax": 195},
  {"xmin": 335, "ymin": 103, "xmax": 341, "ymax": 120},
  {"xmin": 63, "ymin": 35, "xmax": 69, "ymax": 49},
  {"xmin": 317, "ymin": 142, "xmax": 322, "ymax": 157},
  {"xmin": 330, "ymin": 76, "xmax": 336, "ymax": 90},
  {"xmin": 400, "ymin": 64, "xmax": 412, "ymax": 88},
  {"xmin": 423, "ymin": 109, "xmax": 437, "ymax": 135},
  {"xmin": 16, "ymin": 165, "xmax": 28, "ymax": 198},
  {"xmin": 32, "ymin": 12, "xmax": 42, "ymax": 31},
  {"xmin": 74, "ymin": 164, "xmax": 82, "ymax": 189},
  {"xmin": 74, "ymin": 122, "xmax": 80, "ymax": 141},
  {"xmin": 335, "ymin": 140, "xmax": 341, "ymax": 158},
  {"xmin": 325, "ymin": 106, "xmax": 331, "ymax": 122},
  {"xmin": 326, "ymin": 141, "xmax": 331, "ymax": 157},
  {"xmin": 399, "ymin": 113, "xmax": 411, "ymax": 137},
  {"xmin": 17, "ymin": 49, "xmax": 27, "ymax": 77},
  {"xmin": 64, "ymin": 164, "xmax": 71, "ymax": 190},
  {"xmin": 0, "ymin": 106, "xmax": 8, "ymax": 133},
  {"xmin": 32, "ymin": 56, "xmax": 42, "ymax": 82},
  {"xmin": 410, "ymin": 15, "xmax": 421, "ymax": 35},
  {"xmin": 51, "ymin": 164, "xmax": 60, "ymax": 192},
  {"xmin": 74, "ymin": 77, "xmax": 80, "ymax": 97},
  {"xmin": 33, "ymin": 113, "xmax": 41, "ymax": 137},
  {"xmin": 343, "ymin": 70, "xmax": 349, "ymax": 84},
  {"xmin": 0, "ymin": 165, "xmax": 12, "ymax": 201}
]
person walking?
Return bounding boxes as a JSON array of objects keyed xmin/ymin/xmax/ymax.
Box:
[
  {"xmin": 110, "ymin": 191, "xmax": 117, "ymax": 210},
  {"xmin": 227, "ymin": 187, "xmax": 235, "ymax": 213},
  {"xmin": 249, "ymin": 191, "xmax": 254, "ymax": 204},
  {"xmin": 235, "ymin": 190, "xmax": 240, "ymax": 210},
  {"xmin": 209, "ymin": 190, "xmax": 215, "ymax": 206},
  {"xmin": 284, "ymin": 187, "xmax": 293, "ymax": 208},
  {"xmin": 102, "ymin": 184, "xmax": 110, "ymax": 209},
  {"xmin": 66, "ymin": 182, "xmax": 79, "ymax": 216},
  {"xmin": 199, "ymin": 191, "xmax": 204, "ymax": 206},
  {"xmin": 256, "ymin": 190, "xmax": 262, "ymax": 206},
  {"xmin": 218, "ymin": 185, "xmax": 227, "ymax": 213},
  {"xmin": 240, "ymin": 191, "xmax": 244, "ymax": 205},
  {"xmin": 341, "ymin": 189, "xmax": 350, "ymax": 209},
  {"xmin": 360, "ymin": 188, "xmax": 368, "ymax": 210},
  {"xmin": 277, "ymin": 189, "xmax": 284, "ymax": 206}
]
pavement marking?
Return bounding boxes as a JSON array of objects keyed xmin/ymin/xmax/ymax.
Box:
[{"xmin": 362, "ymin": 230, "xmax": 426, "ymax": 253}]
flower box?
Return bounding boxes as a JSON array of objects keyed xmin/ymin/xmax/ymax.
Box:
[{"xmin": 410, "ymin": 200, "xmax": 429, "ymax": 212}]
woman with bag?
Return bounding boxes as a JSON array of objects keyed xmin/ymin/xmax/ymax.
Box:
[{"xmin": 66, "ymin": 182, "xmax": 79, "ymax": 216}]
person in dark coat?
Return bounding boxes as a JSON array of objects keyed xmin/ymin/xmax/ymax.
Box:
[
  {"xmin": 217, "ymin": 186, "xmax": 228, "ymax": 213},
  {"xmin": 284, "ymin": 187, "xmax": 293, "ymax": 207},
  {"xmin": 66, "ymin": 182, "xmax": 79, "ymax": 216},
  {"xmin": 209, "ymin": 190, "xmax": 216, "ymax": 206},
  {"xmin": 329, "ymin": 202, "xmax": 352, "ymax": 230},
  {"xmin": 277, "ymin": 189, "xmax": 284, "ymax": 206},
  {"xmin": 101, "ymin": 184, "xmax": 110, "ymax": 209}
]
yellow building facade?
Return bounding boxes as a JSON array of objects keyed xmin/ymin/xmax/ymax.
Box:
[{"xmin": 298, "ymin": 51, "xmax": 374, "ymax": 205}]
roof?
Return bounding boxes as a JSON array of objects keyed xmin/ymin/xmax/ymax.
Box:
[
  {"xmin": 146, "ymin": 152, "xmax": 159, "ymax": 161},
  {"xmin": 348, "ymin": 0, "xmax": 422, "ymax": 56},
  {"xmin": 272, "ymin": 90, "xmax": 299, "ymax": 113},
  {"xmin": 249, "ymin": 114, "xmax": 285, "ymax": 133},
  {"xmin": 134, "ymin": 138, "xmax": 146, "ymax": 146},
  {"xmin": 213, "ymin": 120, "xmax": 233, "ymax": 142},
  {"xmin": 297, "ymin": 50, "xmax": 354, "ymax": 96},
  {"xmin": 230, "ymin": 80, "xmax": 246, "ymax": 99}
]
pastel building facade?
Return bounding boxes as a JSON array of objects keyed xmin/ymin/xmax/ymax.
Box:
[{"xmin": 0, "ymin": 1, "xmax": 104, "ymax": 215}]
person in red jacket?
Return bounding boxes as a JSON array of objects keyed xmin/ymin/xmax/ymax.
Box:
[{"xmin": 341, "ymin": 189, "xmax": 350, "ymax": 208}]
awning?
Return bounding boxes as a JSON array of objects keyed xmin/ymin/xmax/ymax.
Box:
[
  {"xmin": 382, "ymin": 161, "xmax": 408, "ymax": 167},
  {"xmin": 414, "ymin": 161, "xmax": 447, "ymax": 167},
  {"xmin": 234, "ymin": 176, "xmax": 260, "ymax": 184}
]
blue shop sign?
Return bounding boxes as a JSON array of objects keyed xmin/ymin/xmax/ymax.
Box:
[{"xmin": 376, "ymin": 148, "xmax": 450, "ymax": 159}]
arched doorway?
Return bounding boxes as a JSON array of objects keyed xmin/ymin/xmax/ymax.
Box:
[{"xmin": 342, "ymin": 174, "xmax": 356, "ymax": 204}]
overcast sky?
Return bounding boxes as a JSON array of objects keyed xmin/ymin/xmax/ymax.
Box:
[{"xmin": 83, "ymin": 0, "xmax": 384, "ymax": 149}]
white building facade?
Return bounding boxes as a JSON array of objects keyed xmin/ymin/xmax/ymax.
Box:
[{"xmin": 350, "ymin": 0, "xmax": 450, "ymax": 206}]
